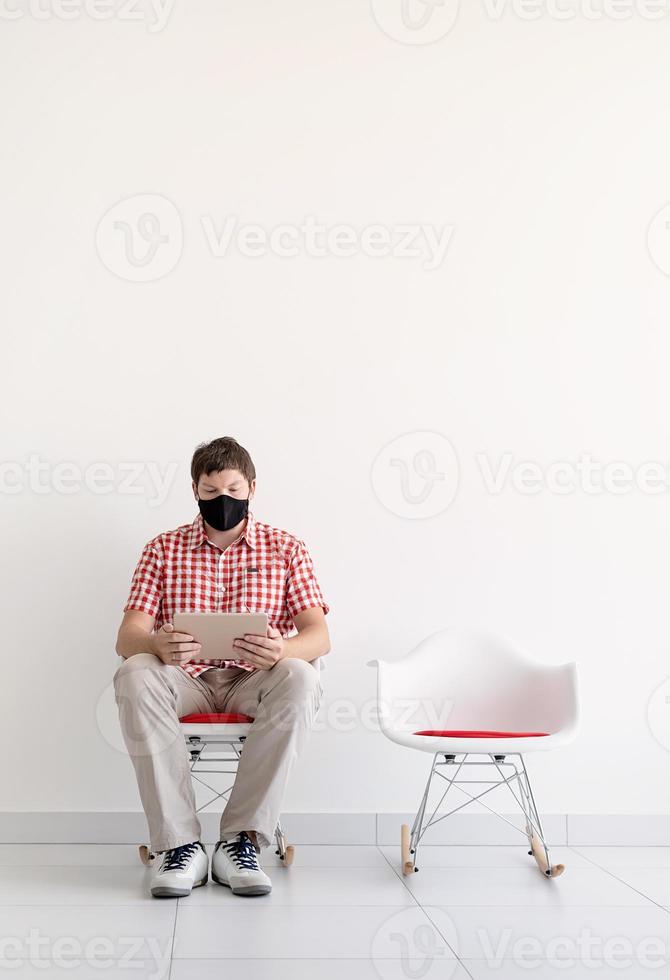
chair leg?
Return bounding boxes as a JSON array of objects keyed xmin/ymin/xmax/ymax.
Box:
[
  {"xmin": 399, "ymin": 753, "xmax": 565, "ymax": 880},
  {"xmin": 274, "ymin": 821, "xmax": 295, "ymax": 868},
  {"xmin": 138, "ymin": 845, "xmax": 155, "ymax": 865},
  {"xmin": 402, "ymin": 753, "xmax": 440, "ymax": 875},
  {"xmin": 401, "ymin": 823, "xmax": 414, "ymax": 876},
  {"xmin": 517, "ymin": 756, "xmax": 565, "ymax": 878}
]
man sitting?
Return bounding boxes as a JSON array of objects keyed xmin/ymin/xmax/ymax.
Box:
[{"xmin": 114, "ymin": 436, "xmax": 330, "ymax": 897}]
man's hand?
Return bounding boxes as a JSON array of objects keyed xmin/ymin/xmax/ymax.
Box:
[
  {"xmin": 151, "ymin": 623, "xmax": 202, "ymax": 666},
  {"xmin": 233, "ymin": 625, "xmax": 285, "ymax": 670}
]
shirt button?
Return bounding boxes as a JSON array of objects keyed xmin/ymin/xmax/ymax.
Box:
[{"xmin": 217, "ymin": 587, "xmax": 225, "ymax": 594}]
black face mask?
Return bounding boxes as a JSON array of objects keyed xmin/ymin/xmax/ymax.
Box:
[{"xmin": 197, "ymin": 493, "xmax": 249, "ymax": 532}]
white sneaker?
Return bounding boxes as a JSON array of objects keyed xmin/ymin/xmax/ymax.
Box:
[
  {"xmin": 212, "ymin": 833, "xmax": 272, "ymax": 896},
  {"xmin": 151, "ymin": 841, "xmax": 208, "ymax": 898}
]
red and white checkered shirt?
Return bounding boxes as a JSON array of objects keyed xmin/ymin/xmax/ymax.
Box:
[{"xmin": 123, "ymin": 512, "xmax": 329, "ymax": 678}]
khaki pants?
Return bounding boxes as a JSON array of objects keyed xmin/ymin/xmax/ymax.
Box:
[{"xmin": 113, "ymin": 654, "xmax": 323, "ymax": 853}]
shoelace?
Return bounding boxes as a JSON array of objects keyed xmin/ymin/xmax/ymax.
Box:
[
  {"xmin": 162, "ymin": 841, "xmax": 200, "ymax": 872},
  {"xmin": 221, "ymin": 833, "xmax": 260, "ymax": 871}
]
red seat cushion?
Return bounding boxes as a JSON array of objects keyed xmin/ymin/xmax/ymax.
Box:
[
  {"xmin": 179, "ymin": 712, "xmax": 254, "ymax": 725},
  {"xmin": 413, "ymin": 730, "xmax": 549, "ymax": 738}
]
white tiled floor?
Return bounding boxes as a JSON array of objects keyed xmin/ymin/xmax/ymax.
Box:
[{"xmin": 1, "ymin": 845, "xmax": 670, "ymax": 977}]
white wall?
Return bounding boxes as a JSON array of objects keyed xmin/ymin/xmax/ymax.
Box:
[{"xmin": 2, "ymin": 0, "xmax": 670, "ymax": 821}]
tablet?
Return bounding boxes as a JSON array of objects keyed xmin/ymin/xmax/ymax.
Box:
[{"xmin": 173, "ymin": 612, "xmax": 269, "ymax": 661}]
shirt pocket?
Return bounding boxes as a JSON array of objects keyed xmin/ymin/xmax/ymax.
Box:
[{"xmin": 241, "ymin": 560, "xmax": 287, "ymax": 617}]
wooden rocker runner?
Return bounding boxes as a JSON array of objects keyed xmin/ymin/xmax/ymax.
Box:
[
  {"xmin": 370, "ymin": 628, "xmax": 578, "ymax": 878},
  {"xmin": 138, "ymin": 712, "xmax": 295, "ymax": 868}
]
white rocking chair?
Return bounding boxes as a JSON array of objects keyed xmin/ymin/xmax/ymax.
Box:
[{"xmin": 369, "ymin": 628, "xmax": 578, "ymax": 878}]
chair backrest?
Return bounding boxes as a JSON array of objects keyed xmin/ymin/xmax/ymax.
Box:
[{"xmin": 373, "ymin": 628, "xmax": 578, "ymax": 737}]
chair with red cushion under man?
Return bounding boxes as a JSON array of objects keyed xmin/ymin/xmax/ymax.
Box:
[
  {"xmin": 138, "ymin": 712, "xmax": 294, "ymax": 867},
  {"xmin": 368, "ymin": 628, "xmax": 578, "ymax": 878}
]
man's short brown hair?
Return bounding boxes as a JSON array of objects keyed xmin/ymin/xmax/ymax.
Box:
[{"xmin": 191, "ymin": 437, "xmax": 256, "ymax": 486}]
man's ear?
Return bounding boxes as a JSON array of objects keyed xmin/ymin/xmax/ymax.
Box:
[
  {"xmin": 248, "ymin": 478, "xmax": 256, "ymax": 502},
  {"xmin": 192, "ymin": 480, "xmax": 199, "ymax": 501}
]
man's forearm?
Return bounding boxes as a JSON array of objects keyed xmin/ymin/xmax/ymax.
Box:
[
  {"xmin": 282, "ymin": 625, "xmax": 330, "ymax": 663},
  {"xmin": 116, "ymin": 625, "xmax": 157, "ymax": 660}
]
